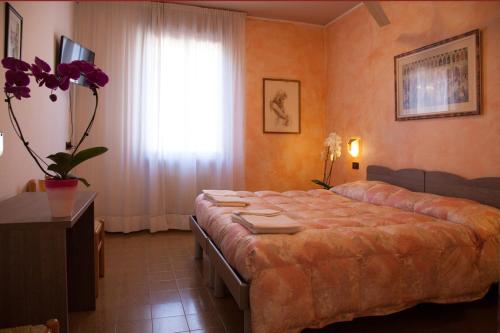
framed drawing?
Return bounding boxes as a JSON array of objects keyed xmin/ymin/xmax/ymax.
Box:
[
  {"xmin": 4, "ymin": 2, "xmax": 23, "ymax": 59},
  {"xmin": 263, "ymin": 78, "xmax": 300, "ymax": 133},
  {"xmin": 394, "ymin": 29, "xmax": 481, "ymax": 121}
]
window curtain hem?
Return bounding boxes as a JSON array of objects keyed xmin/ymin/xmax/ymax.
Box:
[{"xmin": 101, "ymin": 214, "xmax": 191, "ymax": 233}]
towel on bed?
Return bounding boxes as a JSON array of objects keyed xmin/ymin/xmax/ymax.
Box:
[
  {"xmin": 203, "ymin": 189, "xmax": 237, "ymax": 197},
  {"xmin": 234, "ymin": 209, "xmax": 281, "ymax": 217},
  {"xmin": 231, "ymin": 213, "xmax": 302, "ymax": 234},
  {"xmin": 206, "ymin": 195, "xmax": 249, "ymax": 207}
]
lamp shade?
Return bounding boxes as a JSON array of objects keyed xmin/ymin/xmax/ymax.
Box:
[{"xmin": 348, "ymin": 138, "xmax": 360, "ymax": 158}]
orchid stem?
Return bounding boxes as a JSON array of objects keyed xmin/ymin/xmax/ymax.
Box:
[
  {"xmin": 322, "ymin": 146, "xmax": 329, "ymax": 184},
  {"xmin": 5, "ymin": 94, "xmax": 55, "ymax": 178},
  {"xmin": 326, "ymin": 157, "xmax": 334, "ymax": 185},
  {"xmin": 72, "ymin": 89, "xmax": 98, "ymax": 156}
]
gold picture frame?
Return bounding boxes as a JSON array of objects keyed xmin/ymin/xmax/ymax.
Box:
[{"xmin": 394, "ymin": 30, "xmax": 481, "ymax": 121}]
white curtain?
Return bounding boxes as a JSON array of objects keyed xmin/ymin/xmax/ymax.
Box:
[{"xmin": 74, "ymin": 2, "xmax": 245, "ymax": 232}]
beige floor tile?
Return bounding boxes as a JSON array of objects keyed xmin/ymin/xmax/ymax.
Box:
[
  {"xmin": 150, "ymin": 279, "xmax": 178, "ymax": 292},
  {"xmin": 152, "ymin": 302, "xmax": 185, "ymax": 318},
  {"xmin": 150, "ymin": 290, "xmax": 182, "ymax": 305},
  {"xmin": 116, "ymin": 304, "xmax": 152, "ymax": 322},
  {"xmin": 149, "ymin": 271, "xmax": 177, "ymax": 282},
  {"xmin": 152, "ymin": 316, "xmax": 189, "ymax": 333},
  {"xmin": 179, "ymin": 289, "xmax": 214, "ymax": 315},
  {"xmin": 115, "ymin": 319, "xmax": 152, "ymax": 333},
  {"xmin": 176, "ymin": 276, "xmax": 205, "ymax": 290},
  {"xmin": 186, "ymin": 311, "xmax": 224, "ymax": 331}
]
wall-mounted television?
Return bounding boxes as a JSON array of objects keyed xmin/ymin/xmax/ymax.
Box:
[{"xmin": 58, "ymin": 36, "xmax": 95, "ymax": 86}]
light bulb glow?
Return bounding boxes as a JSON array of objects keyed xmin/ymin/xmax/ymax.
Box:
[
  {"xmin": 0, "ymin": 132, "xmax": 3, "ymax": 157},
  {"xmin": 348, "ymin": 138, "xmax": 360, "ymax": 158}
]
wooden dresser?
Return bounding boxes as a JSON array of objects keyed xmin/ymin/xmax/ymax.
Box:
[{"xmin": 0, "ymin": 192, "xmax": 97, "ymax": 333}]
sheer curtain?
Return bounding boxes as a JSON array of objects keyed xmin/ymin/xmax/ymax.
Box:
[{"xmin": 74, "ymin": 2, "xmax": 245, "ymax": 232}]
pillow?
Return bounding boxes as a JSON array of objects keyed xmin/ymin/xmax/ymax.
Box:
[{"xmin": 331, "ymin": 180, "xmax": 383, "ymax": 202}]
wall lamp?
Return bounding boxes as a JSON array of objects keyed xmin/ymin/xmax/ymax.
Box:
[
  {"xmin": 348, "ymin": 137, "xmax": 361, "ymax": 170},
  {"xmin": 348, "ymin": 137, "xmax": 361, "ymax": 158}
]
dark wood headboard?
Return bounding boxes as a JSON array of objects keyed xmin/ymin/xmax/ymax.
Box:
[
  {"xmin": 367, "ymin": 165, "xmax": 500, "ymax": 209},
  {"xmin": 366, "ymin": 165, "xmax": 425, "ymax": 193},
  {"xmin": 425, "ymin": 171, "xmax": 500, "ymax": 209}
]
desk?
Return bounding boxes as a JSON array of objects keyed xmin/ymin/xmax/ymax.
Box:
[{"xmin": 0, "ymin": 192, "xmax": 96, "ymax": 333}]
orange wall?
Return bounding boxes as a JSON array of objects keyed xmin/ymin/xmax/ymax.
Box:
[
  {"xmin": 245, "ymin": 18, "xmax": 326, "ymax": 191},
  {"xmin": 326, "ymin": 1, "xmax": 500, "ymax": 185}
]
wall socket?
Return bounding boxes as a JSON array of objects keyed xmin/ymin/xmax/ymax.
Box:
[{"xmin": 352, "ymin": 162, "xmax": 360, "ymax": 170}]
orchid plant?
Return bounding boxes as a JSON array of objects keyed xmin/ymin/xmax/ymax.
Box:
[
  {"xmin": 312, "ymin": 132, "xmax": 342, "ymax": 189},
  {"xmin": 2, "ymin": 56, "xmax": 109, "ymax": 186}
]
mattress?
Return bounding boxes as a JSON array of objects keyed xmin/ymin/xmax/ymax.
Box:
[{"xmin": 194, "ymin": 181, "xmax": 500, "ymax": 333}]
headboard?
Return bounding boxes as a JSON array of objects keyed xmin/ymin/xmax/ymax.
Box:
[
  {"xmin": 366, "ymin": 165, "xmax": 425, "ymax": 193},
  {"xmin": 367, "ymin": 165, "xmax": 500, "ymax": 209}
]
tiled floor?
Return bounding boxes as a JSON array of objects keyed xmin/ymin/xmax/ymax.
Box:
[
  {"xmin": 69, "ymin": 231, "xmax": 243, "ymax": 333},
  {"xmin": 70, "ymin": 230, "xmax": 499, "ymax": 333}
]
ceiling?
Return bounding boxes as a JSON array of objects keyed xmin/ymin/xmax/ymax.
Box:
[{"xmin": 173, "ymin": 1, "xmax": 361, "ymax": 25}]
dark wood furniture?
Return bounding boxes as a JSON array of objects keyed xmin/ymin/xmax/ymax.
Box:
[
  {"xmin": 366, "ymin": 165, "xmax": 425, "ymax": 192},
  {"xmin": 0, "ymin": 192, "xmax": 97, "ymax": 333},
  {"xmin": 192, "ymin": 165, "xmax": 500, "ymax": 333}
]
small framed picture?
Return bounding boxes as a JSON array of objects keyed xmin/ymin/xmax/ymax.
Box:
[
  {"xmin": 4, "ymin": 3, "xmax": 23, "ymax": 59},
  {"xmin": 263, "ymin": 78, "xmax": 301, "ymax": 133},
  {"xmin": 394, "ymin": 29, "xmax": 481, "ymax": 121}
]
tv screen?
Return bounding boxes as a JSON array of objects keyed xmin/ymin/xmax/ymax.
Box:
[{"xmin": 59, "ymin": 36, "xmax": 95, "ymax": 86}]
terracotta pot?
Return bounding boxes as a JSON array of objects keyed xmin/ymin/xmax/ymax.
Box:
[{"xmin": 44, "ymin": 178, "xmax": 78, "ymax": 217}]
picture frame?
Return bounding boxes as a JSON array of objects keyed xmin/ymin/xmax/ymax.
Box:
[
  {"xmin": 4, "ymin": 2, "xmax": 23, "ymax": 59},
  {"xmin": 263, "ymin": 78, "xmax": 301, "ymax": 134},
  {"xmin": 394, "ymin": 29, "xmax": 481, "ymax": 121}
]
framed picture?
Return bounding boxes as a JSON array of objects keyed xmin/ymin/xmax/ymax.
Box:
[
  {"xmin": 394, "ymin": 29, "xmax": 481, "ymax": 121},
  {"xmin": 4, "ymin": 3, "xmax": 23, "ymax": 59},
  {"xmin": 263, "ymin": 78, "xmax": 300, "ymax": 133}
]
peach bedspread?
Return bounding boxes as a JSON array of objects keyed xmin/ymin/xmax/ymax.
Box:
[{"xmin": 194, "ymin": 181, "xmax": 500, "ymax": 333}]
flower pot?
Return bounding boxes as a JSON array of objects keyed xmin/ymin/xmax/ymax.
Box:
[{"xmin": 45, "ymin": 178, "xmax": 79, "ymax": 217}]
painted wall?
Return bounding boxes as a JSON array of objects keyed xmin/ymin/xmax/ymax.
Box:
[
  {"xmin": 245, "ymin": 17, "xmax": 326, "ymax": 191},
  {"xmin": 326, "ymin": 1, "xmax": 500, "ymax": 185},
  {"xmin": 0, "ymin": 2, "xmax": 74, "ymax": 200}
]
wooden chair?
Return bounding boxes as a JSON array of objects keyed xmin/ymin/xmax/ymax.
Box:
[
  {"xmin": 26, "ymin": 179, "xmax": 46, "ymax": 193},
  {"xmin": 0, "ymin": 319, "xmax": 59, "ymax": 333},
  {"xmin": 94, "ymin": 218, "xmax": 105, "ymax": 297}
]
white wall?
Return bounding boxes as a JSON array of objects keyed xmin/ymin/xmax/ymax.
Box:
[{"xmin": 0, "ymin": 1, "xmax": 74, "ymax": 200}]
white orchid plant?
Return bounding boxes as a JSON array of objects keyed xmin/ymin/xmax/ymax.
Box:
[{"xmin": 312, "ymin": 132, "xmax": 342, "ymax": 189}]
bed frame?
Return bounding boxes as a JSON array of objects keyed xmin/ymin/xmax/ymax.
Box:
[{"xmin": 191, "ymin": 165, "xmax": 500, "ymax": 333}]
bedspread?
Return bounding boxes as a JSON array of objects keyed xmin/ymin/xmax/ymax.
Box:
[{"xmin": 194, "ymin": 181, "xmax": 500, "ymax": 333}]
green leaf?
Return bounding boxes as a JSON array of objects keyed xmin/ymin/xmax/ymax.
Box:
[
  {"xmin": 71, "ymin": 146, "xmax": 108, "ymax": 169},
  {"xmin": 47, "ymin": 152, "xmax": 72, "ymax": 164},
  {"xmin": 76, "ymin": 177, "xmax": 90, "ymax": 187},
  {"xmin": 312, "ymin": 179, "xmax": 331, "ymax": 190},
  {"xmin": 46, "ymin": 152, "xmax": 73, "ymax": 178}
]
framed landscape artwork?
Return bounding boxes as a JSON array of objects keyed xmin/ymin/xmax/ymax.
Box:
[
  {"xmin": 263, "ymin": 78, "xmax": 301, "ymax": 133},
  {"xmin": 4, "ymin": 2, "xmax": 23, "ymax": 59},
  {"xmin": 394, "ymin": 29, "xmax": 481, "ymax": 121}
]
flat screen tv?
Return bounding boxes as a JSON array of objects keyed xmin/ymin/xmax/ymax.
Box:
[{"xmin": 58, "ymin": 36, "xmax": 95, "ymax": 86}]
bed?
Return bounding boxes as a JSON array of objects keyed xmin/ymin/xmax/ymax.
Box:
[{"xmin": 191, "ymin": 165, "xmax": 500, "ymax": 333}]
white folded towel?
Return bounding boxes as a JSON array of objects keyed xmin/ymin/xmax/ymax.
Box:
[
  {"xmin": 232, "ymin": 214, "xmax": 302, "ymax": 234},
  {"xmin": 203, "ymin": 189, "xmax": 237, "ymax": 197},
  {"xmin": 207, "ymin": 195, "xmax": 249, "ymax": 207},
  {"xmin": 233, "ymin": 209, "xmax": 281, "ymax": 217}
]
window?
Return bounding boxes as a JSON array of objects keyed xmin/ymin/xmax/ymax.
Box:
[{"xmin": 144, "ymin": 36, "xmax": 223, "ymax": 156}]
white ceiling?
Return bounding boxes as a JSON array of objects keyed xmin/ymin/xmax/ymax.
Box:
[{"xmin": 173, "ymin": 1, "xmax": 361, "ymax": 25}]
